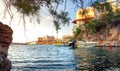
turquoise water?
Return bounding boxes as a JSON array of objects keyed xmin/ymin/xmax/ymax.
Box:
[
  {"xmin": 8, "ymin": 44, "xmax": 76, "ymax": 71},
  {"xmin": 8, "ymin": 44, "xmax": 120, "ymax": 71}
]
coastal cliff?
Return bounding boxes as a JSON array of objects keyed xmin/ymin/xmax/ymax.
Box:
[
  {"xmin": 0, "ymin": 22, "xmax": 13, "ymax": 71},
  {"xmin": 109, "ymin": 24, "xmax": 120, "ymax": 41}
]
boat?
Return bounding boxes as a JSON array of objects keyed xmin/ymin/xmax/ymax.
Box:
[{"xmin": 76, "ymin": 41, "xmax": 99, "ymax": 48}]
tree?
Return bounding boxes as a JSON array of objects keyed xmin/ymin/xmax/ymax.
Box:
[
  {"xmin": 3, "ymin": 0, "xmax": 120, "ymax": 38},
  {"xmin": 2, "ymin": 0, "xmax": 70, "ymax": 32},
  {"xmin": 74, "ymin": 27, "xmax": 81, "ymax": 39},
  {"xmin": 2, "ymin": 0, "xmax": 108, "ymax": 28}
]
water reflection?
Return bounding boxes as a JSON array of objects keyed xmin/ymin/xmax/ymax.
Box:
[{"xmin": 74, "ymin": 47, "xmax": 120, "ymax": 71}]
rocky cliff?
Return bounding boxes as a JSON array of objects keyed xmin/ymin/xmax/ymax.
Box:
[
  {"xmin": 109, "ymin": 24, "xmax": 120, "ymax": 41},
  {"xmin": 0, "ymin": 22, "xmax": 13, "ymax": 71}
]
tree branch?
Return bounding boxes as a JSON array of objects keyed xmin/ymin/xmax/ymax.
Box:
[{"xmin": 3, "ymin": 0, "xmax": 13, "ymax": 25}]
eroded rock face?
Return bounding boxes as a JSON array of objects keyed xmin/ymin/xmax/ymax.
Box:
[
  {"xmin": 0, "ymin": 22, "xmax": 13, "ymax": 47},
  {"xmin": 0, "ymin": 22, "xmax": 13, "ymax": 71},
  {"xmin": 109, "ymin": 24, "xmax": 120, "ymax": 41}
]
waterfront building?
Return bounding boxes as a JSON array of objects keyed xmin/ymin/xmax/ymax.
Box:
[
  {"xmin": 44, "ymin": 35, "xmax": 55, "ymax": 44},
  {"xmin": 37, "ymin": 35, "xmax": 55, "ymax": 44},
  {"xmin": 37, "ymin": 37, "xmax": 44, "ymax": 44},
  {"xmin": 72, "ymin": 0, "xmax": 120, "ymax": 43},
  {"xmin": 72, "ymin": 7, "xmax": 97, "ymax": 41}
]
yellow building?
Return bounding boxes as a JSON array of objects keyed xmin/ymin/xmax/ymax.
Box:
[
  {"xmin": 37, "ymin": 35, "xmax": 55, "ymax": 44},
  {"xmin": 72, "ymin": 7, "xmax": 97, "ymax": 39},
  {"xmin": 73, "ymin": 0, "xmax": 120, "ymax": 26},
  {"xmin": 72, "ymin": 0, "xmax": 120, "ymax": 41},
  {"xmin": 72, "ymin": 7, "xmax": 96, "ymax": 25}
]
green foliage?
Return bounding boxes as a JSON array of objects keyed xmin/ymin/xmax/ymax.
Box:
[
  {"xmin": 86, "ymin": 1, "xmax": 120, "ymax": 35},
  {"xmin": 112, "ymin": 10, "xmax": 120, "ymax": 26},
  {"xmin": 74, "ymin": 27, "xmax": 81, "ymax": 38},
  {"xmin": 87, "ymin": 19, "xmax": 104, "ymax": 34},
  {"xmin": 53, "ymin": 20, "xmax": 61, "ymax": 31},
  {"xmin": 70, "ymin": 0, "xmax": 120, "ymax": 38},
  {"xmin": 11, "ymin": 0, "xmax": 40, "ymax": 15},
  {"xmin": 53, "ymin": 11, "xmax": 70, "ymax": 25},
  {"xmin": 8, "ymin": 0, "xmax": 70, "ymax": 33},
  {"xmin": 6, "ymin": 0, "xmax": 120, "ymax": 35},
  {"xmin": 10, "ymin": 0, "xmax": 65, "ymax": 16},
  {"xmin": 92, "ymin": 1, "xmax": 113, "ymax": 13},
  {"xmin": 100, "ymin": 13, "xmax": 114, "ymax": 25},
  {"xmin": 87, "ymin": 11, "xmax": 120, "ymax": 35},
  {"xmin": 92, "ymin": 1, "xmax": 114, "ymax": 25},
  {"xmin": 78, "ymin": 37, "xmax": 82, "ymax": 41},
  {"xmin": 116, "ymin": 9, "xmax": 120, "ymax": 15},
  {"xmin": 50, "ymin": 9, "xmax": 70, "ymax": 32}
]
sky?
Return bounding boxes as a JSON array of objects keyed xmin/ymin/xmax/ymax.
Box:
[{"xmin": 0, "ymin": 0, "xmax": 76, "ymax": 43}]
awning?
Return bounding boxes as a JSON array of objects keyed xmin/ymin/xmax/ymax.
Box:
[{"xmin": 72, "ymin": 16, "xmax": 94, "ymax": 24}]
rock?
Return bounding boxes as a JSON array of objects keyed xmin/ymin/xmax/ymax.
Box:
[
  {"xmin": 0, "ymin": 22, "xmax": 13, "ymax": 71},
  {"xmin": 0, "ymin": 53, "xmax": 11, "ymax": 71},
  {"xmin": 109, "ymin": 24, "xmax": 120, "ymax": 41},
  {"xmin": 0, "ymin": 22, "xmax": 13, "ymax": 47}
]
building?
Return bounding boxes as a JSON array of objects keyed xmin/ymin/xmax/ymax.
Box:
[
  {"xmin": 37, "ymin": 35, "xmax": 55, "ymax": 44},
  {"xmin": 72, "ymin": 0, "xmax": 120, "ymax": 42},
  {"xmin": 72, "ymin": 7, "xmax": 97, "ymax": 34},
  {"xmin": 72, "ymin": 7, "xmax": 97, "ymax": 41},
  {"xmin": 73, "ymin": 0, "xmax": 120, "ymax": 27},
  {"xmin": 37, "ymin": 37, "xmax": 44, "ymax": 44}
]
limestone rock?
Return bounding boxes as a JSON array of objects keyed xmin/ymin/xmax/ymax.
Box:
[
  {"xmin": 0, "ymin": 22, "xmax": 13, "ymax": 71},
  {"xmin": 0, "ymin": 22, "xmax": 13, "ymax": 47},
  {"xmin": 109, "ymin": 24, "xmax": 120, "ymax": 41}
]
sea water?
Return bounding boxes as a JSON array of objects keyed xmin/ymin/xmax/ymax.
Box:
[
  {"xmin": 8, "ymin": 44, "xmax": 120, "ymax": 71},
  {"xmin": 8, "ymin": 44, "xmax": 76, "ymax": 71}
]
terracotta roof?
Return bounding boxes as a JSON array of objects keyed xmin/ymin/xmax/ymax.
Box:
[{"xmin": 72, "ymin": 16, "xmax": 94, "ymax": 24}]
